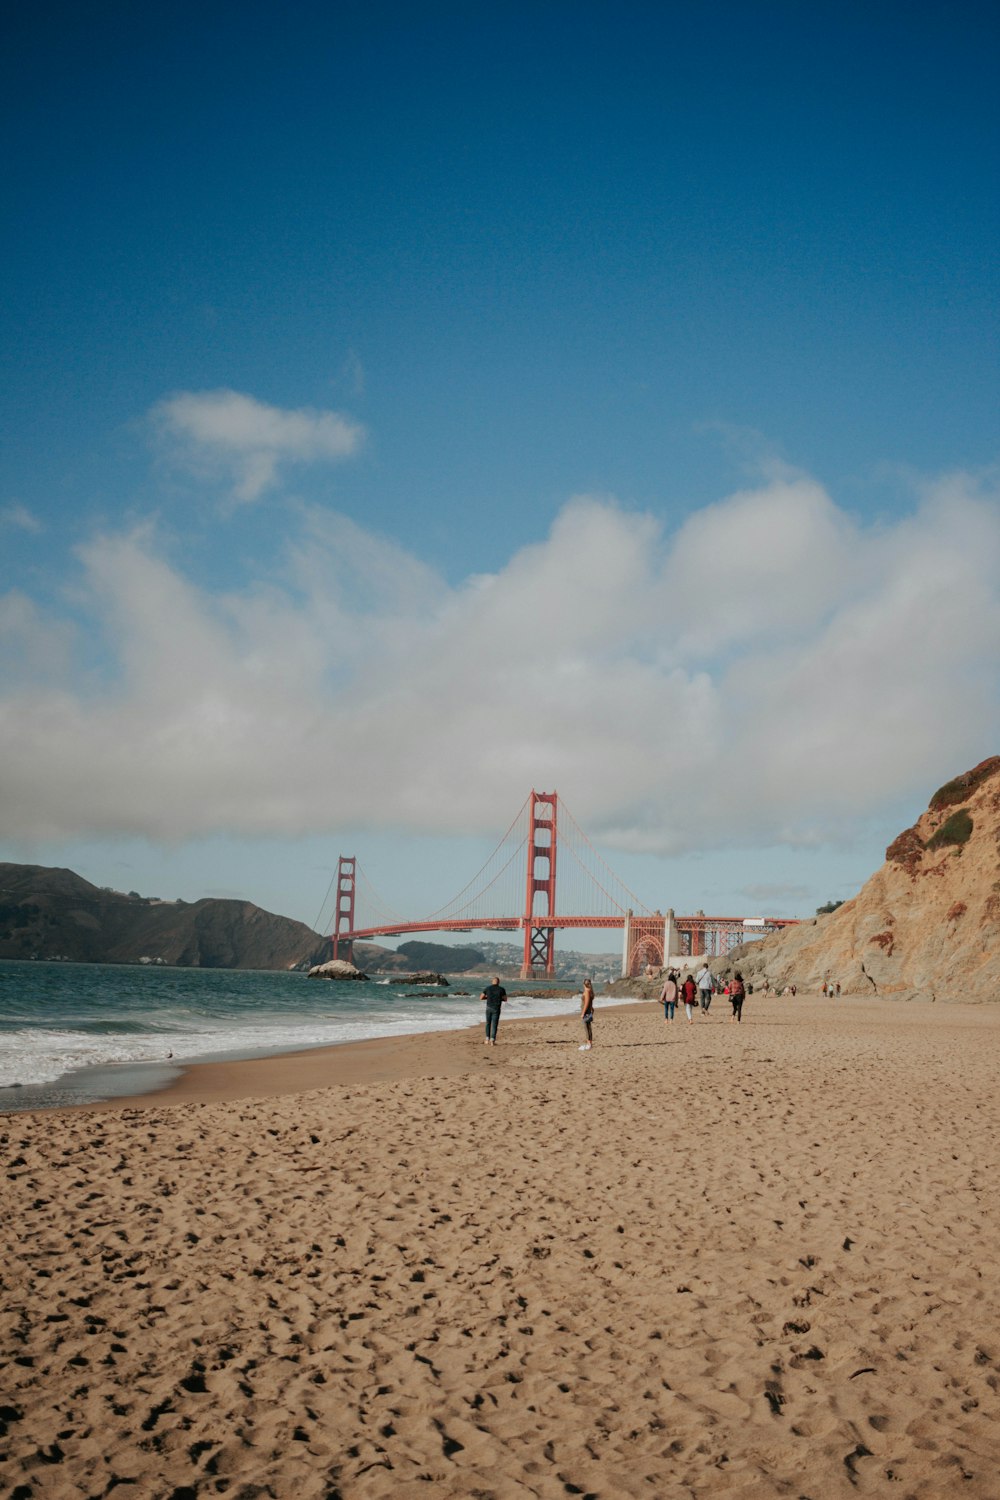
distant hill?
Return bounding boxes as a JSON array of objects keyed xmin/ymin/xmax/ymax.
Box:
[
  {"xmin": 0, "ymin": 863, "xmax": 327, "ymax": 970},
  {"xmin": 0, "ymin": 863, "xmax": 503, "ymax": 974},
  {"xmin": 395, "ymin": 939, "xmax": 485, "ymax": 971},
  {"xmin": 316, "ymin": 939, "xmax": 486, "ymax": 974}
]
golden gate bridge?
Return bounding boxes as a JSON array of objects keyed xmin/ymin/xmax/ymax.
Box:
[{"xmin": 325, "ymin": 790, "xmax": 798, "ymax": 978}]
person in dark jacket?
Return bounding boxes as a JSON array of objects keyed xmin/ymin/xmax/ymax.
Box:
[{"xmin": 481, "ymin": 976, "xmax": 507, "ymax": 1046}]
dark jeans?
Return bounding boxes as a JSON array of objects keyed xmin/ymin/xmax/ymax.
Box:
[{"xmin": 485, "ymin": 1004, "xmax": 502, "ymax": 1041}]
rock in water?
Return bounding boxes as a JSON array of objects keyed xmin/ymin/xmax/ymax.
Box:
[
  {"xmin": 307, "ymin": 959, "xmax": 370, "ymax": 981},
  {"xmin": 384, "ymin": 972, "xmax": 450, "ymax": 986}
]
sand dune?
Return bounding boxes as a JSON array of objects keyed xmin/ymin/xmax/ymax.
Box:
[{"xmin": 3, "ymin": 995, "xmax": 999, "ymax": 1498}]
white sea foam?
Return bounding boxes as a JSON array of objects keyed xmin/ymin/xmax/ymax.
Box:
[{"xmin": 0, "ymin": 989, "xmax": 627, "ymax": 1092}]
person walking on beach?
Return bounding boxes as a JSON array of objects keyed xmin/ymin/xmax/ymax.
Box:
[
  {"xmin": 681, "ymin": 973, "xmax": 698, "ymax": 1023},
  {"xmin": 482, "ymin": 976, "xmax": 507, "ymax": 1046},
  {"xmin": 696, "ymin": 963, "xmax": 713, "ymax": 1015},
  {"xmin": 579, "ymin": 978, "xmax": 595, "ymax": 1050},
  {"xmin": 660, "ymin": 969, "xmax": 679, "ymax": 1024},
  {"xmin": 729, "ymin": 971, "xmax": 746, "ymax": 1023}
]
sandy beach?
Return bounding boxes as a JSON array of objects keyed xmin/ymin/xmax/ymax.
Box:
[{"xmin": 3, "ymin": 993, "xmax": 999, "ymax": 1499}]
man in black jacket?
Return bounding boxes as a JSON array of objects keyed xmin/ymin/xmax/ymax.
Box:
[{"xmin": 481, "ymin": 976, "xmax": 507, "ymax": 1046}]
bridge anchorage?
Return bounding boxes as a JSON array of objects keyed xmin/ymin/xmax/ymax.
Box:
[{"xmin": 328, "ymin": 790, "xmax": 797, "ymax": 978}]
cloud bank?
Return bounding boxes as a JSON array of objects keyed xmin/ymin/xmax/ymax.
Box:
[
  {"xmin": 152, "ymin": 389, "xmax": 365, "ymax": 502},
  {"xmin": 1, "ymin": 472, "xmax": 997, "ymax": 854}
]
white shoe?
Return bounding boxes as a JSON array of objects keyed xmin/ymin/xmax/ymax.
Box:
[{"xmin": 579, "ymin": 1043, "xmax": 591, "ymax": 1050}]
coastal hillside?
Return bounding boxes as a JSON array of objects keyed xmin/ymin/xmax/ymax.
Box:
[
  {"xmin": 0, "ymin": 864, "xmax": 493, "ymax": 973},
  {"xmin": 0, "ymin": 863, "xmax": 328, "ymax": 970},
  {"xmin": 718, "ymin": 757, "xmax": 1000, "ymax": 1002},
  {"xmin": 334, "ymin": 938, "xmax": 488, "ymax": 974}
]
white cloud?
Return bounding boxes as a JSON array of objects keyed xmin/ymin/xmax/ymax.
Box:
[
  {"xmin": 661, "ymin": 474, "xmax": 854, "ymax": 660},
  {"xmin": 0, "ymin": 591, "xmax": 74, "ymax": 687},
  {"xmin": 0, "ymin": 473, "xmax": 997, "ymax": 854},
  {"xmin": 1, "ymin": 502, "xmax": 43, "ymax": 533},
  {"xmin": 152, "ymin": 388, "xmax": 365, "ymax": 502}
]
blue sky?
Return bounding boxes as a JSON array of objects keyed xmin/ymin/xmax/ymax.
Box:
[{"xmin": 1, "ymin": 2, "xmax": 998, "ymax": 950}]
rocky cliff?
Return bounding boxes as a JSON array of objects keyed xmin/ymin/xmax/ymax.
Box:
[
  {"xmin": 0, "ymin": 864, "xmax": 327, "ymax": 970},
  {"xmin": 717, "ymin": 757, "xmax": 1000, "ymax": 1002}
]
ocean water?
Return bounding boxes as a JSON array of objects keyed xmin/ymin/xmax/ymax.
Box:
[{"xmin": 0, "ymin": 960, "xmax": 608, "ymax": 1111}]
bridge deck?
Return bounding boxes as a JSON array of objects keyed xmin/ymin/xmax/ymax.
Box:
[{"xmin": 346, "ymin": 915, "xmax": 798, "ymax": 941}]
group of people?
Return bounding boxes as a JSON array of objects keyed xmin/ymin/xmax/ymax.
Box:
[
  {"xmin": 480, "ymin": 964, "xmax": 748, "ymax": 1053},
  {"xmin": 658, "ymin": 965, "xmax": 747, "ymax": 1024}
]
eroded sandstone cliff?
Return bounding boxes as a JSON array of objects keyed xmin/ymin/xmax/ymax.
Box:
[{"xmin": 719, "ymin": 757, "xmax": 1000, "ymax": 1002}]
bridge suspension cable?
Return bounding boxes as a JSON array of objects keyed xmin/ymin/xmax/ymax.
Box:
[
  {"xmin": 313, "ymin": 860, "xmax": 408, "ymax": 937},
  {"xmin": 355, "ymin": 865, "xmax": 409, "ymax": 930},
  {"xmin": 418, "ymin": 795, "xmax": 531, "ymax": 925},
  {"xmin": 321, "ymin": 793, "xmax": 654, "ymax": 934},
  {"xmin": 555, "ymin": 800, "xmax": 654, "ymax": 918},
  {"xmin": 321, "ymin": 788, "xmax": 799, "ymax": 977}
]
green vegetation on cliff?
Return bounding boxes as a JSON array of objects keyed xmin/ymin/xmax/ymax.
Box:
[{"xmin": 926, "ymin": 808, "xmax": 974, "ymax": 850}]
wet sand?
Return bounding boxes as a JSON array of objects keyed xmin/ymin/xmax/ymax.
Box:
[
  {"xmin": 89, "ymin": 1019, "xmax": 507, "ymax": 1108},
  {"xmin": 3, "ymin": 993, "xmax": 999, "ymax": 1498}
]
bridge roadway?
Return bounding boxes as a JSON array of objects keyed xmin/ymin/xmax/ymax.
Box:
[
  {"xmin": 344, "ymin": 915, "xmax": 798, "ymax": 940},
  {"xmin": 339, "ymin": 912, "xmax": 798, "ymax": 973}
]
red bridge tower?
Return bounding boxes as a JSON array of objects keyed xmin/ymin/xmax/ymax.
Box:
[
  {"xmin": 521, "ymin": 790, "xmax": 557, "ymax": 978},
  {"xmin": 332, "ymin": 855, "xmax": 356, "ymax": 964}
]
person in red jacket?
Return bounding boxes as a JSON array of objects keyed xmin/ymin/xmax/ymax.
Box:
[{"xmin": 681, "ymin": 973, "xmax": 698, "ymax": 1023}]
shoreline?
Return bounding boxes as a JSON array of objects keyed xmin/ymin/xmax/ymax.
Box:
[
  {"xmin": 5, "ymin": 988, "xmax": 994, "ymax": 1115},
  {"xmin": 0, "ymin": 968, "xmax": 617, "ymax": 1115},
  {"xmin": 56, "ymin": 998, "xmax": 654, "ymax": 1112}
]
